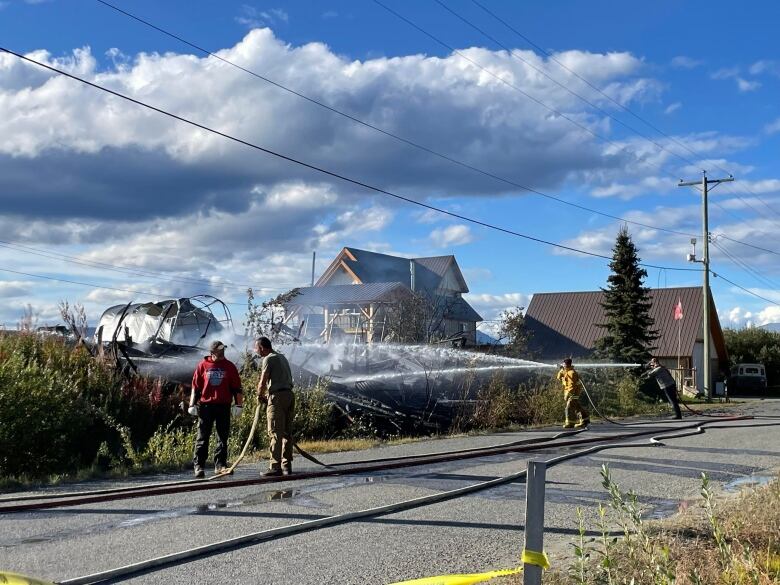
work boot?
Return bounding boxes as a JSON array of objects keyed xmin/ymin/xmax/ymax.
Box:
[
  {"xmin": 262, "ymin": 468, "xmax": 283, "ymax": 477},
  {"xmin": 574, "ymin": 418, "xmax": 590, "ymax": 428},
  {"xmin": 562, "ymin": 421, "xmax": 575, "ymax": 429},
  {"xmin": 194, "ymin": 465, "xmax": 205, "ymax": 479},
  {"xmin": 215, "ymin": 463, "xmax": 233, "ymax": 475},
  {"xmin": 282, "ymin": 464, "xmax": 292, "ymax": 476}
]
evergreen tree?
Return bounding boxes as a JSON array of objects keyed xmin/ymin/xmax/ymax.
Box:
[{"xmin": 594, "ymin": 226, "xmax": 658, "ymax": 363}]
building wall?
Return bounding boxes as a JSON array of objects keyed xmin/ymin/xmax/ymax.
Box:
[
  {"xmin": 326, "ymin": 268, "xmax": 359, "ymax": 285},
  {"xmin": 438, "ymin": 266, "xmax": 463, "ymax": 293}
]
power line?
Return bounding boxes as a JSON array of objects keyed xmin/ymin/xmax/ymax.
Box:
[
  {"xmin": 711, "ymin": 240, "xmax": 780, "ymax": 291},
  {"xmin": 715, "ymin": 233, "xmax": 780, "ymax": 257},
  {"xmin": 0, "ymin": 265, "xmax": 248, "ymax": 308},
  {"xmin": 0, "ymin": 47, "xmax": 702, "ymax": 273},
  {"xmin": 383, "ymin": 1, "xmax": 780, "ymax": 249},
  {"xmin": 0, "ymin": 239, "xmax": 298, "ymax": 292},
  {"xmin": 469, "ymin": 0, "xmax": 712, "ymax": 168},
  {"xmin": 711, "ymin": 270, "xmax": 780, "ymax": 307},
  {"xmin": 434, "ymin": 0, "xmax": 699, "ymax": 169},
  {"xmin": 372, "ymin": 0, "xmax": 706, "ymax": 196},
  {"xmin": 719, "ymin": 183, "xmax": 780, "ymax": 230},
  {"xmin": 94, "ymin": 0, "xmax": 695, "ymax": 238}
]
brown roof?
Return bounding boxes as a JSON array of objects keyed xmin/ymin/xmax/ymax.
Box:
[{"xmin": 525, "ymin": 286, "xmax": 727, "ymax": 361}]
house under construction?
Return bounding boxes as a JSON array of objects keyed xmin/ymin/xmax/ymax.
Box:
[{"xmin": 284, "ymin": 247, "xmax": 482, "ymax": 345}]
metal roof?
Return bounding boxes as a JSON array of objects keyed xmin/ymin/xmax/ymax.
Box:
[
  {"xmin": 317, "ymin": 247, "xmax": 469, "ymax": 293},
  {"xmin": 524, "ymin": 286, "xmax": 727, "ymax": 360},
  {"xmin": 285, "ymin": 282, "xmax": 412, "ymax": 306}
]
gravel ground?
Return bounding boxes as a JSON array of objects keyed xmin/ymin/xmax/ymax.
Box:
[{"xmin": 1, "ymin": 399, "xmax": 779, "ymax": 584}]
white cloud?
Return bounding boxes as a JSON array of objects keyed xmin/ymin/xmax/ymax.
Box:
[
  {"xmin": 737, "ymin": 77, "xmax": 761, "ymax": 92},
  {"xmin": 664, "ymin": 102, "xmax": 681, "ymax": 115},
  {"xmin": 749, "ymin": 60, "xmax": 779, "ymax": 76},
  {"xmin": 461, "ymin": 267, "xmax": 492, "ymax": 283},
  {"xmin": 466, "ymin": 292, "xmax": 531, "ymax": 311},
  {"xmin": 0, "ymin": 281, "xmax": 33, "ymax": 298},
  {"xmin": 591, "ymin": 176, "xmax": 666, "ymax": 199},
  {"xmin": 710, "ymin": 68, "xmax": 761, "ymax": 92},
  {"xmin": 711, "ymin": 67, "xmax": 739, "ymax": 80},
  {"xmin": 466, "ymin": 292, "xmax": 533, "ymax": 338},
  {"xmin": 756, "ymin": 306, "xmax": 780, "ymax": 325},
  {"xmin": 414, "ymin": 209, "xmax": 444, "ymax": 224},
  {"xmin": 765, "ymin": 118, "xmax": 780, "ymax": 135},
  {"xmin": 429, "ymin": 224, "xmax": 473, "ymax": 248},
  {"xmin": 671, "ymin": 56, "xmax": 702, "ymax": 69},
  {"xmin": 236, "ymin": 6, "xmax": 288, "ymax": 28},
  {"xmin": 0, "ymin": 33, "xmax": 662, "ymax": 204}
]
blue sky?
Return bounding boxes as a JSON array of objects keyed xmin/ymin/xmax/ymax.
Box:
[{"xmin": 1, "ymin": 0, "xmax": 779, "ymax": 333}]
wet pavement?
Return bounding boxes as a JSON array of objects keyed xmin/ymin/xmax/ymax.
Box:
[{"xmin": 1, "ymin": 400, "xmax": 779, "ymax": 584}]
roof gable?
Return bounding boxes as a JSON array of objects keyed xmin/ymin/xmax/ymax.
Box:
[{"xmin": 317, "ymin": 247, "xmax": 468, "ymax": 293}]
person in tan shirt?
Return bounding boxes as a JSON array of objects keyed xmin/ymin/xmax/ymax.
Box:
[{"xmin": 255, "ymin": 336, "xmax": 295, "ymax": 476}]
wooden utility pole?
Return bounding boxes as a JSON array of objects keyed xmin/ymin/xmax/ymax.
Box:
[{"xmin": 678, "ymin": 171, "xmax": 733, "ymax": 399}]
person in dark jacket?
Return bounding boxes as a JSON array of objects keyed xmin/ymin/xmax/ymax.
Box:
[
  {"xmin": 645, "ymin": 357, "xmax": 682, "ymax": 419},
  {"xmin": 189, "ymin": 340, "xmax": 243, "ymax": 477}
]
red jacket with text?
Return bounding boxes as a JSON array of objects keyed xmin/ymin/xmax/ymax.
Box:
[{"xmin": 192, "ymin": 356, "xmax": 242, "ymax": 405}]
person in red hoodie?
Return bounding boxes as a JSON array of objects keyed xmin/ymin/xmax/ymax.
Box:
[{"xmin": 189, "ymin": 340, "xmax": 243, "ymax": 478}]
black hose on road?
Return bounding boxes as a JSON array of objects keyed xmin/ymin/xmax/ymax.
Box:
[{"xmin": 54, "ymin": 416, "xmax": 770, "ymax": 584}]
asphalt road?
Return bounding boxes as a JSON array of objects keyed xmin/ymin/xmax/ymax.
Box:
[{"xmin": 2, "ymin": 399, "xmax": 780, "ymax": 585}]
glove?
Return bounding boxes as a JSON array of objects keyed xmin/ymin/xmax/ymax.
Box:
[
  {"xmin": 231, "ymin": 405, "xmax": 243, "ymax": 417},
  {"xmin": 187, "ymin": 405, "xmax": 199, "ymax": 417}
]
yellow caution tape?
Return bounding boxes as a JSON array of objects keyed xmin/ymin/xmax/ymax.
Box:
[
  {"xmin": 386, "ymin": 567, "xmax": 522, "ymax": 585},
  {"xmin": 0, "ymin": 572, "xmax": 55, "ymax": 585},
  {"xmin": 521, "ymin": 549, "xmax": 550, "ymax": 570},
  {"xmin": 387, "ymin": 549, "xmax": 549, "ymax": 584}
]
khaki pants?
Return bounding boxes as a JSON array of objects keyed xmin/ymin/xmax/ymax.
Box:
[
  {"xmin": 267, "ymin": 390, "xmax": 295, "ymax": 469},
  {"xmin": 565, "ymin": 394, "xmax": 589, "ymax": 424}
]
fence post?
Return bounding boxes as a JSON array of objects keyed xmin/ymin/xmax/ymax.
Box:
[{"xmin": 523, "ymin": 460, "xmax": 547, "ymax": 585}]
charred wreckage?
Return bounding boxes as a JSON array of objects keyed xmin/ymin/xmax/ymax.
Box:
[{"xmin": 92, "ymin": 295, "xmax": 537, "ymax": 434}]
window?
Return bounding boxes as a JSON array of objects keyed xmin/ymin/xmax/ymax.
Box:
[{"xmin": 460, "ymin": 322, "xmax": 469, "ymax": 332}]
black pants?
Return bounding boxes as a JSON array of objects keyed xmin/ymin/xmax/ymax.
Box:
[
  {"xmin": 193, "ymin": 403, "xmax": 230, "ymax": 468},
  {"xmin": 662, "ymin": 383, "xmax": 682, "ymax": 419}
]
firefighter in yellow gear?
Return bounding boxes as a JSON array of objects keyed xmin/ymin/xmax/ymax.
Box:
[{"xmin": 557, "ymin": 358, "xmax": 590, "ymax": 429}]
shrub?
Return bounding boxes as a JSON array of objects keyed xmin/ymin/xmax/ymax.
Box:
[
  {"xmin": 472, "ymin": 372, "xmax": 519, "ymax": 430},
  {"xmin": 0, "ymin": 334, "xmax": 111, "ymax": 477},
  {"xmin": 522, "ymin": 377, "xmax": 563, "ymax": 426},
  {"xmin": 141, "ymin": 422, "xmax": 195, "ymax": 470}
]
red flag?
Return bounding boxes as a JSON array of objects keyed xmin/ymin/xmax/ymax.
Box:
[{"xmin": 674, "ymin": 298, "xmax": 683, "ymax": 320}]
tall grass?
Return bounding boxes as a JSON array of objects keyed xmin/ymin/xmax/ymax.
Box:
[
  {"xmin": 538, "ymin": 467, "xmax": 780, "ymax": 584},
  {"xmin": 0, "ymin": 333, "xmax": 337, "ymax": 482}
]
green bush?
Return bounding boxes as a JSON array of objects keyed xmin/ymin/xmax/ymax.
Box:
[
  {"xmin": 472, "ymin": 372, "xmax": 519, "ymax": 430},
  {"xmin": 141, "ymin": 423, "xmax": 195, "ymax": 470},
  {"xmin": 0, "ymin": 334, "xmax": 111, "ymax": 478},
  {"xmin": 293, "ymin": 379, "xmax": 336, "ymax": 440}
]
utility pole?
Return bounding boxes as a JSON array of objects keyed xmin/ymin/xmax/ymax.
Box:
[{"xmin": 679, "ymin": 171, "xmax": 733, "ymax": 399}]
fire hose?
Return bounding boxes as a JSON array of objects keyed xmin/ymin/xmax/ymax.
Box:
[
  {"xmin": 5, "ymin": 416, "xmax": 771, "ymax": 585},
  {"xmin": 578, "ymin": 378, "xmax": 742, "ymax": 426},
  {"xmin": 0, "ymin": 427, "xmax": 586, "ymax": 507},
  {"xmin": 2, "ymin": 426, "xmax": 632, "ymax": 513}
]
